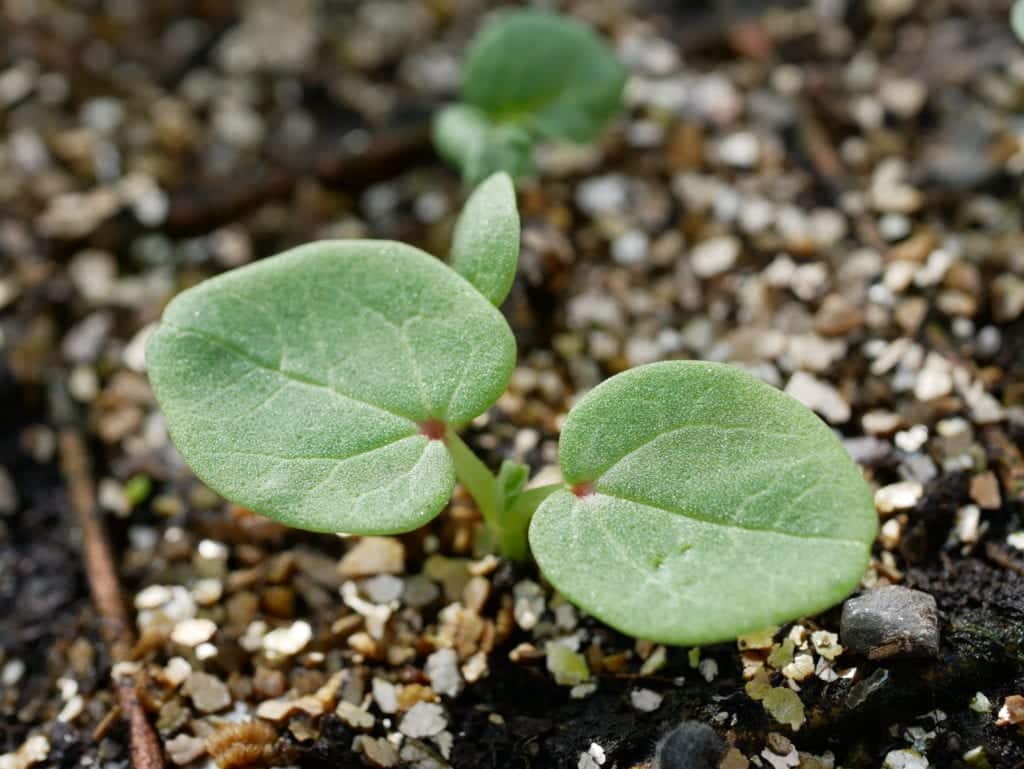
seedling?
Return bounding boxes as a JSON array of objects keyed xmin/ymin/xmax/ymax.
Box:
[
  {"xmin": 146, "ymin": 172, "xmax": 878, "ymax": 645},
  {"xmin": 433, "ymin": 9, "xmax": 627, "ymax": 184}
]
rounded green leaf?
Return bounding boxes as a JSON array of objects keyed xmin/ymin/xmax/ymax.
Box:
[
  {"xmin": 450, "ymin": 172, "xmax": 520, "ymax": 307},
  {"xmin": 146, "ymin": 240, "xmax": 516, "ymax": 534},
  {"xmin": 529, "ymin": 361, "xmax": 877, "ymax": 645},
  {"xmin": 432, "ymin": 104, "xmax": 533, "ymax": 185},
  {"xmin": 462, "ymin": 10, "xmax": 626, "ymax": 143}
]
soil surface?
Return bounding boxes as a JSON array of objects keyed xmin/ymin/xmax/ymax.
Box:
[{"xmin": 1, "ymin": 2, "xmax": 1023, "ymax": 769}]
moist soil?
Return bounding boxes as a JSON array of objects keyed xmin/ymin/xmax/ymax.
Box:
[{"xmin": 2, "ymin": 2, "xmax": 1024, "ymax": 769}]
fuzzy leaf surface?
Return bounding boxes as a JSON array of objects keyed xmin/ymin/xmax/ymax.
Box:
[
  {"xmin": 462, "ymin": 10, "xmax": 626, "ymax": 143},
  {"xmin": 529, "ymin": 361, "xmax": 877, "ymax": 644},
  {"xmin": 450, "ymin": 172, "xmax": 520, "ymax": 306},
  {"xmin": 146, "ymin": 240, "xmax": 515, "ymax": 534},
  {"xmin": 433, "ymin": 105, "xmax": 533, "ymax": 184}
]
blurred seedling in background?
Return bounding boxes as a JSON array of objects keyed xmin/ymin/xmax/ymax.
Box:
[
  {"xmin": 432, "ymin": 9, "xmax": 627, "ymax": 184},
  {"xmin": 1013, "ymin": 0, "xmax": 1024, "ymax": 43}
]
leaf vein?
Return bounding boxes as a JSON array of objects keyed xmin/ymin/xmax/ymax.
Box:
[
  {"xmin": 594, "ymin": 422, "xmax": 808, "ymax": 482},
  {"xmin": 166, "ymin": 322, "xmax": 420, "ymax": 423},
  {"xmin": 586, "ymin": 490, "xmax": 867, "ymax": 547}
]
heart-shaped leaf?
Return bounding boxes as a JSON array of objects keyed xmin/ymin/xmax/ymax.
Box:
[
  {"xmin": 450, "ymin": 172, "xmax": 520, "ymax": 306},
  {"xmin": 463, "ymin": 10, "xmax": 626, "ymax": 143},
  {"xmin": 146, "ymin": 241, "xmax": 516, "ymax": 534},
  {"xmin": 433, "ymin": 105, "xmax": 534, "ymax": 185},
  {"xmin": 529, "ymin": 361, "xmax": 877, "ymax": 645}
]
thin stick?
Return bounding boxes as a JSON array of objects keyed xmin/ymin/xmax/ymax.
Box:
[{"xmin": 59, "ymin": 429, "xmax": 165, "ymax": 769}]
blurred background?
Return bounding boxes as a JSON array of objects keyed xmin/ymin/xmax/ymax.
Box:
[{"xmin": 2, "ymin": 1, "xmax": 1023, "ymax": 768}]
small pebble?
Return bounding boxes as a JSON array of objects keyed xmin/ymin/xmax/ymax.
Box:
[
  {"xmin": 895, "ymin": 425, "xmax": 929, "ymax": 453},
  {"xmin": 915, "ymin": 367, "xmax": 953, "ymax": 402},
  {"xmin": 358, "ymin": 736, "xmax": 400, "ymax": 768},
  {"xmin": 969, "ymin": 692, "xmax": 991, "ymax": 713},
  {"xmin": 653, "ymin": 722, "xmax": 725, "ymax": 769},
  {"xmin": 717, "ymin": 132, "xmax": 760, "ymax": 168},
  {"xmin": 874, "ymin": 481, "xmax": 923, "ymax": 515},
  {"xmin": 336, "ymin": 701, "xmax": 375, "ymax": 731},
  {"xmin": 360, "ymin": 574, "xmax": 404, "ymax": 604},
  {"xmin": 513, "ymin": 580, "xmax": 546, "ymax": 630},
  {"xmin": 969, "ymin": 472, "xmax": 1001, "ymax": 510},
  {"xmin": 262, "ymin": 620, "xmax": 312, "ymax": 659},
  {"xmin": 612, "ymin": 230, "xmax": 649, "ymax": 266},
  {"xmin": 165, "ymin": 734, "xmax": 205, "ymax": 766},
  {"xmin": 425, "ymin": 648, "xmax": 463, "ymax": 698},
  {"xmin": 996, "ymin": 695, "xmax": 1024, "ymax": 727},
  {"xmin": 630, "ymin": 688, "xmax": 663, "ymax": 712},
  {"xmin": 882, "ymin": 749, "xmax": 929, "ymax": 769},
  {"xmin": 183, "ymin": 672, "xmax": 231, "ymax": 713},
  {"xmin": 784, "ymin": 372, "xmax": 850, "ymax": 424},
  {"xmin": 372, "ymin": 678, "xmax": 399, "ymax": 714},
  {"xmin": 171, "ymin": 618, "xmax": 216, "ymax": 647},
  {"xmin": 841, "ymin": 586, "xmax": 940, "ymax": 660},
  {"xmin": 338, "ymin": 537, "xmax": 404, "ymax": 578},
  {"xmin": 399, "ymin": 702, "xmax": 447, "ymax": 738},
  {"xmin": 0, "ymin": 736, "xmax": 50, "ymax": 769},
  {"xmin": 163, "ymin": 657, "xmax": 192, "ymax": 688},
  {"xmin": 691, "ymin": 236, "xmax": 740, "ymax": 278},
  {"xmin": 576, "ymin": 175, "xmax": 627, "ymax": 216}
]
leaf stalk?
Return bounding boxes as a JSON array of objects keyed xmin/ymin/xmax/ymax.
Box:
[{"xmin": 443, "ymin": 430, "xmax": 561, "ymax": 561}]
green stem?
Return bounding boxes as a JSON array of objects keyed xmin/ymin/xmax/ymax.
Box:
[
  {"xmin": 498, "ymin": 482, "xmax": 563, "ymax": 561},
  {"xmin": 443, "ymin": 430, "xmax": 501, "ymax": 526},
  {"xmin": 443, "ymin": 431, "xmax": 563, "ymax": 561}
]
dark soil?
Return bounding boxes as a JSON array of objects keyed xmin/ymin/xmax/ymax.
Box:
[{"xmin": 2, "ymin": 1, "xmax": 1024, "ymax": 768}]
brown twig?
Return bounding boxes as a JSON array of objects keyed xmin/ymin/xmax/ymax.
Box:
[
  {"xmin": 59, "ymin": 429, "xmax": 165, "ymax": 769},
  {"xmin": 161, "ymin": 124, "xmax": 434, "ymax": 237}
]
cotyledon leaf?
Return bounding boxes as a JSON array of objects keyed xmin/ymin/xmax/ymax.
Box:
[
  {"xmin": 146, "ymin": 240, "xmax": 516, "ymax": 534},
  {"xmin": 529, "ymin": 361, "xmax": 877, "ymax": 645},
  {"xmin": 450, "ymin": 172, "xmax": 520, "ymax": 306}
]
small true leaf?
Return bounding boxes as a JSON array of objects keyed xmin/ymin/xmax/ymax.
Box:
[
  {"xmin": 463, "ymin": 10, "xmax": 627, "ymax": 143},
  {"xmin": 433, "ymin": 105, "xmax": 533, "ymax": 185},
  {"xmin": 450, "ymin": 172, "xmax": 520, "ymax": 306},
  {"xmin": 495, "ymin": 459, "xmax": 530, "ymax": 510},
  {"xmin": 529, "ymin": 361, "xmax": 877, "ymax": 645},
  {"xmin": 146, "ymin": 240, "xmax": 516, "ymax": 534}
]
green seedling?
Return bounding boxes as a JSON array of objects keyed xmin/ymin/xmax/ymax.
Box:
[
  {"xmin": 146, "ymin": 172, "xmax": 877, "ymax": 645},
  {"xmin": 433, "ymin": 9, "xmax": 627, "ymax": 185}
]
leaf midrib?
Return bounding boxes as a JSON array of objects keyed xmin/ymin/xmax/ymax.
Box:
[
  {"xmin": 587, "ymin": 421, "xmax": 810, "ymax": 482},
  {"xmin": 581, "ymin": 487, "xmax": 868, "ymax": 547},
  {"xmin": 166, "ymin": 322, "xmax": 422, "ymax": 425}
]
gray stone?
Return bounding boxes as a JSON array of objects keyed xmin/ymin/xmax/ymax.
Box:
[
  {"xmin": 653, "ymin": 722, "xmax": 725, "ymax": 769},
  {"xmin": 841, "ymin": 586, "xmax": 939, "ymax": 660}
]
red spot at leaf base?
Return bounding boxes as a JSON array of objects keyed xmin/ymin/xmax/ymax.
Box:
[
  {"xmin": 418, "ymin": 419, "xmax": 446, "ymax": 441},
  {"xmin": 572, "ymin": 481, "xmax": 594, "ymax": 498}
]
